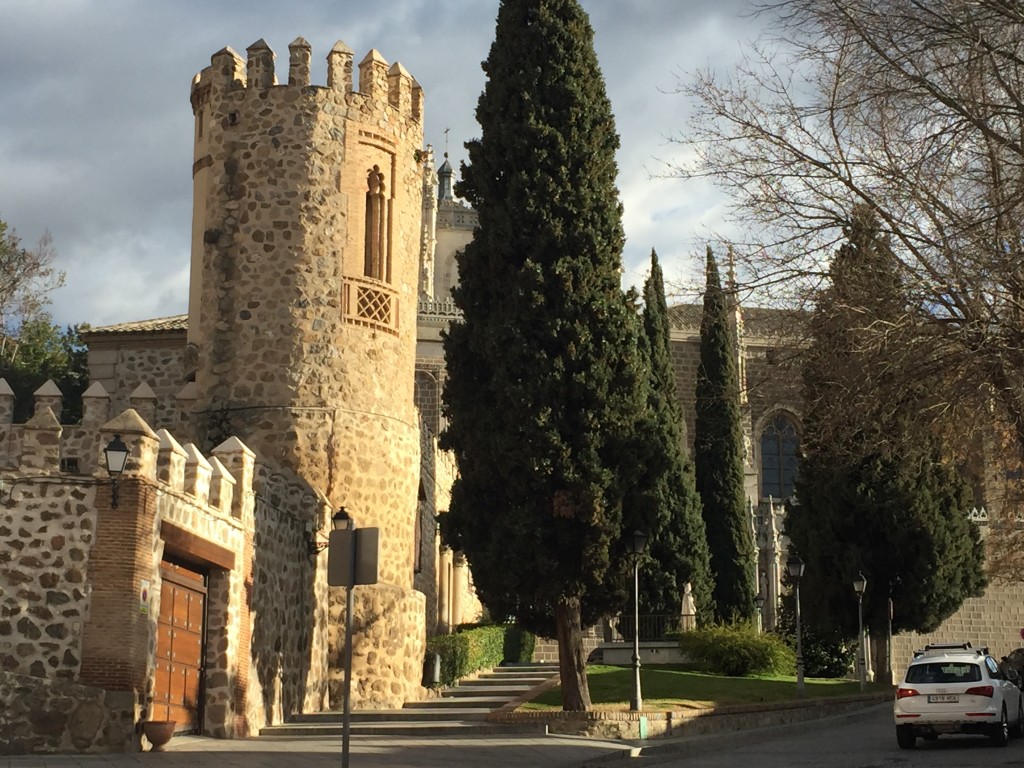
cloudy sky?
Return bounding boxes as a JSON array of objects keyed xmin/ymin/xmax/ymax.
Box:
[{"xmin": 0, "ymin": 0, "xmax": 762, "ymax": 329}]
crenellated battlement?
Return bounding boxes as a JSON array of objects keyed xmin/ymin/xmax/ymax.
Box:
[
  {"xmin": 190, "ymin": 38, "xmax": 423, "ymax": 123},
  {"xmin": 0, "ymin": 377, "xmax": 256, "ymax": 521}
]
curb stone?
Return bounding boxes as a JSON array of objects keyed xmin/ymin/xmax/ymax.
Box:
[{"xmin": 573, "ymin": 701, "xmax": 892, "ymax": 767}]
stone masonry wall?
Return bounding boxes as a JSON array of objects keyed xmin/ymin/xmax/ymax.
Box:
[
  {"xmin": 0, "ymin": 385, "xmax": 335, "ymax": 749},
  {"xmin": 246, "ymin": 470, "xmax": 331, "ymax": 729},
  {"xmin": 893, "ymin": 579, "xmax": 1024, "ymax": 679},
  {"xmin": 86, "ymin": 343, "xmax": 187, "ymax": 429},
  {"xmin": 0, "ymin": 672, "xmax": 137, "ymax": 754},
  {"xmin": 0, "ymin": 477, "xmax": 98, "ymax": 679}
]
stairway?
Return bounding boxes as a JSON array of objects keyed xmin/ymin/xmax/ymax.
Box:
[{"xmin": 260, "ymin": 663, "xmax": 559, "ymax": 737}]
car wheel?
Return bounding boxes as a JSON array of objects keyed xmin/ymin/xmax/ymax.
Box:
[
  {"xmin": 1012, "ymin": 698, "xmax": 1024, "ymax": 738},
  {"xmin": 896, "ymin": 725, "xmax": 916, "ymax": 750},
  {"xmin": 991, "ymin": 706, "xmax": 1010, "ymax": 746}
]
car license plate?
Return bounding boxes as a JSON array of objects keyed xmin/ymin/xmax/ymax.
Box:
[{"xmin": 928, "ymin": 694, "xmax": 959, "ymax": 703}]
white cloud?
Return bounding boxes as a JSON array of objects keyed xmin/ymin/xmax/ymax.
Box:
[{"xmin": 0, "ymin": 0, "xmax": 761, "ymax": 327}]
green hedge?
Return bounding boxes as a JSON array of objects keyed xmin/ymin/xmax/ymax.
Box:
[
  {"xmin": 677, "ymin": 623, "xmax": 795, "ymax": 677},
  {"xmin": 425, "ymin": 624, "xmax": 536, "ymax": 687}
]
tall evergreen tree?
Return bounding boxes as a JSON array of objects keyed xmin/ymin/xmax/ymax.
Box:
[
  {"xmin": 693, "ymin": 246, "xmax": 755, "ymax": 623},
  {"xmin": 626, "ymin": 249, "xmax": 714, "ymax": 627},
  {"xmin": 788, "ymin": 206, "xmax": 986, "ymax": 680},
  {"xmin": 440, "ymin": 0, "xmax": 646, "ymax": 711}
]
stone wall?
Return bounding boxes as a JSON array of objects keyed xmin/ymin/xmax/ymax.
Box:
[
  {"xmin": 0, "ymin": 387, "xmax": 336, "ymax": 750},
  {"xmin": 892, "ymin": 575, "xmax": 1024, "ymax": 680},
  {"xmin": 246, "ymin": 470, "xmax": 330, "ymax": 729},
  {"xmin": 0, "ymin": 474, "xmax": 98, "ymax": 679},
  {"xmin": 0, "ymin": 671, "xmax": 137, "ymax": 754},
  {"xmin": 327, "ymin": 583, "xmax": 426, "ymax": 709},
  {"xmin": 83, "ymin": 327, "xmax": 188, "ymax": 431}
]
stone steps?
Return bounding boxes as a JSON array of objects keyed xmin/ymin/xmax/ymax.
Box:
[{"xmin": 259, "ymin": 662, "xmax": 559, "ymax": 738}]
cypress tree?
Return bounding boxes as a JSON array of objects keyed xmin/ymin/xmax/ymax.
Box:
[
  {"xmin": 788, "ymin": 206, "xmax": 986, "ymax": 678},
  {"xmin": 693, "ymin": 246, "xmax": 755, "ymax": 623},
  {"xmin": 440, "ymin": 0, "xmax": 646, "ymax": 711},
  {"xmin": 626, "ymin": 249, "xmax": 714, "ymax": 627}
]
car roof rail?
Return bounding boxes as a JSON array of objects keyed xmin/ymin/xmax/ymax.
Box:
[{"xmin": 914, "ymin": 642, "xmax": 987, "ymax": 658}]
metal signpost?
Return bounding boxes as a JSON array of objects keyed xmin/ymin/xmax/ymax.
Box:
[{"xmin": 327, "ymin": 526, "xmax": 380, "ymax": 768}]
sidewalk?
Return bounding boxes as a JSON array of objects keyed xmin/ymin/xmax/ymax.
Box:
[{"xmin": 0, "ymin": 732, "xmax": 634, "ymax": 768}]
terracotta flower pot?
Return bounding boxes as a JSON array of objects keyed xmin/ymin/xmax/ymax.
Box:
[{"xmin": 142, "ymin": 720, "xmax": 176, "ymax": 752}]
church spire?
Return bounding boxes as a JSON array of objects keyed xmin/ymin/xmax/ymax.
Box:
[{"xmin": 437, "ymin": 152, "xmax": 454, "ymax": 201}]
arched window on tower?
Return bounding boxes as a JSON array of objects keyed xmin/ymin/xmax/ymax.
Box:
[{"xmin": 760, "ymin": 414, "xmax": 800, "ymax": 500}]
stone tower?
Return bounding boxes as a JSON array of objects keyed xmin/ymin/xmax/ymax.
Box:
[{"xmin": 188, "ymin": 38, "xmax": 426, "ymax": 707}]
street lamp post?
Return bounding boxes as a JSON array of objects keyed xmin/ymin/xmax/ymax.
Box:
[
  {"xmin": 754, "ymin": 593, "xmax": 765, "ymax": 635},
  {"xmin": 885, "ymin": 576, "xmax": 900, "ymax": 686},
  {"xmin": 625, "ymin": 530, "xmax": 649, "ymax": 712},
  {"xmin": 854, "ymin": 571, "xmax": 867, "ymax": 691},
  {"xmin": 787, "ymin": 555, "xmax": 805, "ymax": 695}
]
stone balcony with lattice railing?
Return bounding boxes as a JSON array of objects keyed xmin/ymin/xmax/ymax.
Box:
[{"xmin": 343, "ymin": 275, "xmax": 399, "ymax": 335}]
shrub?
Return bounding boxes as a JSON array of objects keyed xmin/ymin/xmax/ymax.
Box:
[
  {"xmin": 774, "ymin": 597, "xmax": 855, "ymax": 678},
  {"xmin": 798, "ymin": 631, "xmax": 854, "ymax": 678},
  {"xmin": 677, "ymin": 623, "xmax": 795, "ymax": 676},
  {"xmin": 426, "ymin": 624, "xmax": 536, "ymax": 687}
]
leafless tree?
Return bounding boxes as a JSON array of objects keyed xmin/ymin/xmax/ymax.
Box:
[
  {"xmin": 0, "ymin": 220, "xmax": 63, "ymax": 339},
  {"xmin": 675, "ymin": 0, "xmax": 1024, "ymax": 465}
]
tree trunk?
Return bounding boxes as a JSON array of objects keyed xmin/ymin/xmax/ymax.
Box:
[
  {"xmin": 555, "ymin": 597, "xmax": 592, "ymax": 711},
  {"xmin": 871, "ymin": 631, "xmax": 892, "ymax": 686}
]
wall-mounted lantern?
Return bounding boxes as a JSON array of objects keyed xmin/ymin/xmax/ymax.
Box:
[
  {"xmin": 103, "ymin": 435, "xmax": 130, "ymax": 509},
  {"xmin": 307, "ymin": 507, "xmax": 353, "ymax": 556}
]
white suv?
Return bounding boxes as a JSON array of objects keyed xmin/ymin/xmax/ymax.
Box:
[{"xmin": 894, "ymin": 642, "xmax": 1023, "ymax": 748}]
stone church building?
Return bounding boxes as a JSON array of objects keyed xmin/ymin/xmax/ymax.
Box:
[{"xmin": 2, "ymin": 36, "xmax": 1023, "ymax": 755}]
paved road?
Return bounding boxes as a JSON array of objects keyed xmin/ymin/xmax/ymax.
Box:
[
  {"xmin": 8, "ymin": 703, "xmax": 1022, "ymax": 768},
  {"xmin": 619, "ymin": 703, "xmax": 1024, "ymax": 768},
  {"xmin": 0, "ymin": 732, "xmax": 633, "ymax": 768}
]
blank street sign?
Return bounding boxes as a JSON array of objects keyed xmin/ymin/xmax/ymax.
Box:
[{"xmin": 327, "ymin": 528, "xmax": 380, "ymax": 587}]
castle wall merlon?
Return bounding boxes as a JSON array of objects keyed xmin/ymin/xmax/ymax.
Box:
[
  {"xmin": 359, "ymin": 49, "xmax": 390, "ymax": 102},
  {"xmin": 327, "ymin": 41, "xmax": 354, "ymax": 93},
  {"xmin": 288, "ymin": 37, "xmax": 312, "ymax": 86},
  {"xmin": 209, "ymin": 46, "xmax": 246, "ymax": 94},
  {"xmin": 33, "ymin": 379, "xmax": 63, "ymax": 423},
  {"xmin": 411, "ymin": 78, "xmax": 423, "ymax": 124},
  {"xmin": 191, "ymin": 71, "xmax": 209, "ymax": 114},
  {"xmin": 81, "ymin": 381, "xmax": 111, "ymax": 428},
  {"xmin": 212, "ymin": 436, "xmax": 255, "ymax": 522},
  {"xmin": 387, "ymin": 62, "xmax": 413, "ymax": 115},
  {"xmin": 182, "ymin": 442, "xmax": 213, "ymax": 505},
  {"xmin": 246, "ymin": 39, "xmax": 277, "ymax": 89},
  {"xmin": 156, "ymin": 429, "xmax": 187, "ymax": 492},
  {"xmin": 129, "ymin": 382, "xmax": 158, "ymax": 426},
  {"xmin": 0, "ymin": 378, "xmax": 14, "ymax": 425},
  {"xmin": 207, "ymin": 455, "xmax": 236, "ymax": 516},
  {"xmin": 21, "ymin": 406, "xmax": 61, "ymax": 473},
  {"xmin": 99, "ymin": 409, "xmax": 159, "ymax": 482}
]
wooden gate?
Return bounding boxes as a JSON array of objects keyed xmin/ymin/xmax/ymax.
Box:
[{"xmin": 153, "ymin": 561, "xmax": 206, "ymax": 733}]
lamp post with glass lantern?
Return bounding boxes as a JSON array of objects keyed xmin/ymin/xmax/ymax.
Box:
[
  {"xmin": 787, "ymin": 554, "xmax": 805, "ymax": 695},
  {"xmin": 754, "ymin": 593, "xmax": 765, "ymax": 635},
  {"xmin": 625, "ymin": 530, "xmax": 649, "ymax": 712},
  {"xmin": 853, "ymin": 571, "xmax": 867, "ymax": 691}
]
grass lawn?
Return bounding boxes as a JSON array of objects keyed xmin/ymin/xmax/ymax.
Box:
[{"xmin": 520, "ymin": 664, "xmax": 887, "ymax": 712}]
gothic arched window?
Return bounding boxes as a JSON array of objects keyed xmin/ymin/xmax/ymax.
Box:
[{"xmin": 760, "ymin": 414, "xmax": 799, "ymax": 499}]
